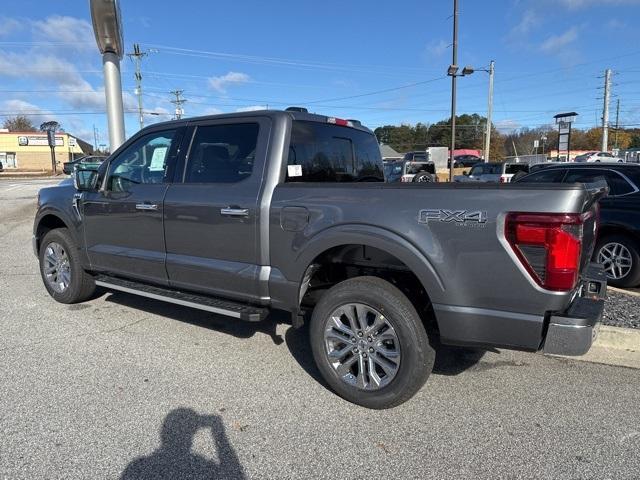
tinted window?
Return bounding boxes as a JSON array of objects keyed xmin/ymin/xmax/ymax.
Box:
[
  {"xmin": 469, "ymin": 165, "xmax": 484, "ymax": 176},
  {"xmin": 287, "ymin": 121, "xmax": 383, "ymax": 182},
  {"xmin": 405, "ymin": 162, "xmax": 434, "ymax": 174},
  {"xmin": 487, "ymin": 164, "xmax": 502, "ymax": 174},
  {"xmin": 564, "ymin": 169, "xmax": 633, "ymax": 196},
  {"xmin": 185, "ymin": 123, "xmax": 258, "ymax": 183},
  {"xmin": 505, "ymin": 164, "xmax": 529, "ymax": 174},
  {"xmin": 517, "ymin": 168, "xmax": 566, "ymax": 183},
  {"xmin": 107, "ymin": 129, "xmax": 176, "ymax": 192}
]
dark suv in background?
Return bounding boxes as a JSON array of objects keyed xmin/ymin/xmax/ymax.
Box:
[{"xmin": 516, "ymin": 163, "xmax": 640, "ymax": 287}]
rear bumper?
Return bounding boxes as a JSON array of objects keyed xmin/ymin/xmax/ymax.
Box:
[
  {"xmin": 542, "ymin": 263, "xmax": 607, "ymax": 356},
  {"xmin": 434, "ymin": 263, "xmax": 607, "ymax": 354}
]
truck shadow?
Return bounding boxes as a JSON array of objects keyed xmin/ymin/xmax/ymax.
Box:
[
  {"xmin": 120, "ymin": 408, "xmax": 246, "ymax": 480},
  {"xmin": 283, "ymin": 322, "xmax": 488, "ymax": 387},
  {"xmin": 102, "ymin": 290, "xmax": 485, "ymax": 386},
  {"xmin": 102, "ymin": 290, "xmax": 286, "ymax": 345}
]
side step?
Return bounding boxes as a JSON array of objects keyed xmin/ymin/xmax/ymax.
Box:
[{"xmin": 94, "ymin": 275, "xmax": 268, "ymax": 322}]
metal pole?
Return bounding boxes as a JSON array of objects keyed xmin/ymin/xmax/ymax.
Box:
[
  {"xmin": 449, "ymin": 0, "xmax": 458, "ymax": 182},
  {"xmin": 102, "ymin": 51, "xmax": 126, "ymax": 151},
  {"xmin": 483, "ymin": 60, "xmax": 494, "ymax": 162},
  {"xmin": 601, "ymin": 68, "xmax": 611, "ymax": 151},
  {"xmin": 614, "ymin": 98, "xmax": 620, "ymax": 149}
]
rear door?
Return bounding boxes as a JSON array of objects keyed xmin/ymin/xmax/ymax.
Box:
[{"xmin": 163, "ymin": 117, "xmax": 271, "ymax": 303}]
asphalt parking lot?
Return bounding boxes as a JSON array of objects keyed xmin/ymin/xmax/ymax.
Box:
[{"xmin": 1, "ymin": 178, "xmax": 639, "ymax": 479}]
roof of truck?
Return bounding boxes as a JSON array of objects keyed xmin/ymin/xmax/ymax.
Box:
[{"xmin": 139, "ymin": 109, "xmax": 374, "ymax": 135}]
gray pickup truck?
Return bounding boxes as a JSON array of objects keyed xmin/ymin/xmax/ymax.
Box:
[{"xmin": 34, "ymin": 109, "xmax": 607, "ymax": 409}]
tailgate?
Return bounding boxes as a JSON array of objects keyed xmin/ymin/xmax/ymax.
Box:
[{"xmin": 578, "ymin": 179, "xmax": 609, "ymax": 273}]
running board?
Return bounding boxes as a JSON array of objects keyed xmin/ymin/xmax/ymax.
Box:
[{"xmin": 94, "ymin": 275, "xmax": 267, "ymax": 322}]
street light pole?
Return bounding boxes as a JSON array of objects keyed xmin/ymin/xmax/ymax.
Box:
[
  {"xmin": 483, "ymin": 60, "xmax": 494, "ymax": 162},
  {"xmin": 449, "ymin": 0, "xmax": 458, "ymax": 182}
]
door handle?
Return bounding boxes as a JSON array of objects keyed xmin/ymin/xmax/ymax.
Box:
[
  {"xmin": 220, "ymin": 207, "xmax": 249, "ymax": 217},
  {"xmin": 135, "ymin": 203, "xmax": 159, "ymax": 211}
]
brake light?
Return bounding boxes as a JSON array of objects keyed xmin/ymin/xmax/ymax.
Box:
[
  {"xmin": 327, "ymin": 117, "xmax": 353, "ymax": 127},
  {"xmin": 505, "ymin": 213, "xmax": 586, "ymax": 291},
  {"xmin": 499, "ymin": 176, "xmax": 507, "ymax": 183}
]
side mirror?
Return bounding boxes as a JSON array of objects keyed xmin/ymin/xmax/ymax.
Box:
[{"xmin": 74, "ymin": 167, "xmax": 99, "ymax": 191}]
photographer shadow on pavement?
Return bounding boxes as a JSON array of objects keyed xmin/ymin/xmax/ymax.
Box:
[{"xmin": 120, "ymin": 408, "xmax": 246, "ymax": 480}]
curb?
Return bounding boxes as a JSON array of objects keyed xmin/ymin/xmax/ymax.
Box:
[
  {"xmin": 608, "ymin": 286, "xmax": 640, "ymax": 298},
  {"xmin": 557, "ymin": 325, "xmax": 640, "ymax": 369}
]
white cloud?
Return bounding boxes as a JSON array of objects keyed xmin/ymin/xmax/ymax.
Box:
[
  {"xmin": 208, "ymin": 72, "xmax": 250, "ymax": 93},
  {"xmin": 540, "ymin": 27, "xmax": 579, "ymax": 52},
  {"xmin": 235, "ymin": 105, "xmax": 268, "ymax": 112},
  {"xmin": 510, "ymin": 9, "xmax": 539, "ymax": 36},
  {"xmin": 0, "ymin": 16, "xmax": 22, "ymax": 37},
  {"xmin": 1, "ymin": 99, "xmax": 56, "ymax": 123},
  {"xmin": 31, "ymin": 15, "xmax": 94, "ymax": 49},
  {"xmin": 495, "ymin": 119, "xmax": 521, "ymax": 133},
  {"xmin": 203, "ymin": 107, "xmax": 224, "ymax": 115},
  {"xmin": 424, "ymin": 39, "xmax": 448, "ymax": 58},
  {"xmin": 559, "ymin": 0, "xmax": 640, "ymax": 8}
]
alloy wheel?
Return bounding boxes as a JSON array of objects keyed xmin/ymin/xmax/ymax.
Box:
[
  {"xmin": 43, "ymin": 242, "xmax": 71, "ymax": 293},
  {"xmin": 597, "ymin": 242, "xmax": 632, "ymax": 280},
  {"xmin": 323, "ymin": 303, "xmax": 401, "ymax": 390}
]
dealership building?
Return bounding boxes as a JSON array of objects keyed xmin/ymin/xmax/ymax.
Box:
[{"xmin": 0, "ymin": 130, "xmax": 93, "ymax": 172}]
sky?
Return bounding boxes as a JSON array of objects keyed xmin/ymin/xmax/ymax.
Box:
[{"xmin": 1, "ymin": 0, "xmax": 640, "ymax": 147}]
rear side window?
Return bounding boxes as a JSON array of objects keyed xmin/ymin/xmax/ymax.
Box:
[
  {"xmin": 564, "ymin": 169, "xmax": 633, "ymax": 196},
  {"xmin": 287, "ymin": 121, "xmax": 384, "ymax": 182},
  {"xmin": 505, "ymin": 164, "xmax": 529, "ymax": 174},
  {"xmin": 185, "ymin": 123, "xmax": 258, "ymax": 183},
  {"xmin": 517, "ymin": 168, "xmax": 566, "ymax": 183}
]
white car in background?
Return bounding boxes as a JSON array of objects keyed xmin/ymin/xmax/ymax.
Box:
[{"xmin": 574, "ymin": 151, "xmax": 624, "ymax": 162}]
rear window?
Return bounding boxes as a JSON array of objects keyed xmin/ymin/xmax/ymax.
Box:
[
  {"xmin": 287, "ymin": 121, "xmax": 384, "ymax": 182},
  {"xmin": 406, "ymin": 162, "xmax": 434, "ymax": 174},
  {"xmin": 505, "ymin": 164, "xmax": 529, "ymax": 174}
]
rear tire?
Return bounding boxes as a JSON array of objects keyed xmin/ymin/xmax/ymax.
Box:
[
  {"xmin": 413, "ymin": 172, "xmax": 433, "ymax": 183},
  {"xmin": 595, "ymin": 234, "xmax": 640, "ymax": 288},
  {"xmin": 309, "ymin": 276, "xmax": 435, "ymax": 409},
  {"xmin": 39, "ymin": 228, "xmax": 95, "ymax": 303}
]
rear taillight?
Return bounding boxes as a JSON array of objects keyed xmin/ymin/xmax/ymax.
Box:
[{"xmin": 505, "ymin": 212, "xmax": 586, "ymax": 291}]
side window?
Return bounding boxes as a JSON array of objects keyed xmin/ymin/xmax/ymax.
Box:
[
  {"xmin": 184, "ymin": 123, "xmax": 259, "ymax": 183},
  {"xmin": 469, "ymin": 165, "xmax": 483, "ymax": 176},
  {"xmin": 518, "ymin": 168, "xmax": 566, "ymax": 183},
  {"xmin": 107, "ymin": 130, "xmax": 176, "ymax": 192},
  {"xmin": 287, "ymin": 121, "xmax": 383, "ymax": 182},
  {"xmin": 564, "ymin": 169, "xmax": 632, "ymax": 196}
]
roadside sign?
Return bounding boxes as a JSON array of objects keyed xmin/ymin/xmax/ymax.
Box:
[{"xmin": 47, "ymin": 130, "xmax": 56, "ymax": 148}]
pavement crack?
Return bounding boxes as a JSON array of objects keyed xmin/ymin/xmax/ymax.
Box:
[{"xmin": 0, "ymin": 318, "xmax": 149, "ymax": 353}]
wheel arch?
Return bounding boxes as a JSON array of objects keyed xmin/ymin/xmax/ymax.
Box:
[
  {"xmin": 290, "ymin": 225, "xmax": 445, "ymax": 332},
  {"xmin": 34, "ymin": 209, "xmax": 80, "ymax": 256}
]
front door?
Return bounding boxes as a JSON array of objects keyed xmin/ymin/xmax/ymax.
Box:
[
  {"xmin": 82, "ymin": 128, "xmax": 182, "ymax": 285},
  {"xmin": 163, "ymin": 118, "xmax": 271, "ymax": 302}
]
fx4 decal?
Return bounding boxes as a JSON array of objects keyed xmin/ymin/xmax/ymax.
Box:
[{"xmin": 418, "ymin": 209, "xmax": 488, "ymax": 225}]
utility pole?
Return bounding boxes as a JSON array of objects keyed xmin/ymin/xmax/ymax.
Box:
[
  {"xmin": 448, "ymin": 0, "xmax": 459, "ymax": 182},
  {"xmin": 170, "ymin": 90, "xmax": 187, "ymax": 120},
  {"xmin": 614, "ymin": 98, "xmax": 620, "ymax": 149},
  {"xmin": 93, "ymin": 125, "xmax": 99, "ymax": 152},
  {"xmin": 601, "ymin": 68, "xmax": 612, "ymax": 151},
  {"xmin": 127, "ymin": 43, "xmax": 147, "ymax": 131},
  {"xmin": 483, "ymin": 60, "xmax": 495, "ymax": 162}
]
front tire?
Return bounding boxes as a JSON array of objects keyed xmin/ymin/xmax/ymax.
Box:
[
  {"xmin": 595, "ymin": 234, "xmax": 640, "ymax": 288},
  {"xmin": 309, "ymin": 276, "xmax": 435, "ymax": 409},
  {"xmin": 39, "ymin": 228, "xmax": 95, "ymax": 303}
]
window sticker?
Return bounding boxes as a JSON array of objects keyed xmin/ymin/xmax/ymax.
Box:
[{"xmin": 288, "ymin": 164, "xmax": 303, "ymax": 177}]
